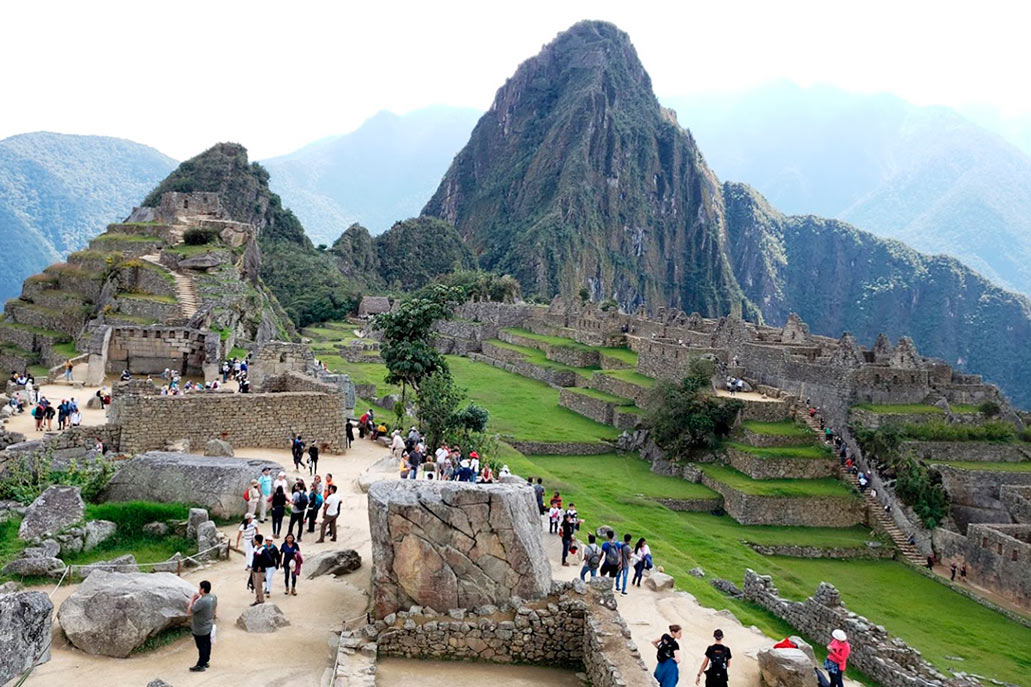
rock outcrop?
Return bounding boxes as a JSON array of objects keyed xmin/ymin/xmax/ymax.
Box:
[
  {"xmin": 103, "ymin": 452, "xmax": 285, "ymax": 517},
  {"xmin": 236, "ymin": 603, "xmax": 290, "ymax": 633},
  {"xmin": 204, "ymin": 439, "xmax": 234, "ymax": 457},
  {"xmin": 18, "ymin": 485, "xmax": 85, "ymax": 540},
  {"xmin": 306, "ymin": 549, "xmax": 362, "ymax": 579},
  {"xmin": 757, "ymin": 647, "xmax": 818, "ymax": 687},
  {"xmin": 0, "ymin": 591, "xmax": 54, "ymax": 684},
  {"xmin": 368, "ymin": 481, "xmax": 552, "ymax": 618},
  {"xmin": 57, "ymin": 570, "xmax": 195, "ymax": 657}
]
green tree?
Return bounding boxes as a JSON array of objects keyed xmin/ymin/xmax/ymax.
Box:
[{"xmin": 417, "ymin": 370, "xmax": 466, "ymax": 453}]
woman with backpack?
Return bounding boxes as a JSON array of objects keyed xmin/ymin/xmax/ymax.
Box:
[
  {"xmin": 280, "ymin": 533, "xmax": 301, "ymax": 595},
  {"xmin": 306, "ymin": 483, "xmax": 323, "ymax": 533},
  {"xmin": 652, "ymin": 624, "xmax": 683, "ymax": 687},
  {"xmin": 287, "ymin": 484, "xmax": 308, "ymax": 541}
]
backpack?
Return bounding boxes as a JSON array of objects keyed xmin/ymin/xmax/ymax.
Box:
[
  {"xmin": 243, "ymin": 488, "xmax": 251, "ymax": 502},
  {"xmin": 604, "ymin": 542, "xmax": 620, "ymax": 566},
  {"xmin": 707, "ymin": 645, "xmax": 730, "ymax": 679},
  {"xmin": 656, "ymin": 634, "xmax": 676, "ymax": 663},
  {"xmin": 586, "ymin": 544, "xmax": 602, "ymax": 569},
  {"xmin": 296, "ymin": 491, "xmax": 309, "ymax": 509}
]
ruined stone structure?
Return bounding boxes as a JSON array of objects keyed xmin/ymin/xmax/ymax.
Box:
[
  {"xmin": 86, "ymin": 325, "xmax": 220, "ymax": 383},
  {"xmin": 933, "ymin": 523, "xmax": 1031, "ymax": 608},
  {"xmin": 743, "ymin": 570, "xmax": 978, "ymax": 687}
]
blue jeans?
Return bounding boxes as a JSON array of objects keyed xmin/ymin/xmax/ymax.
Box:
[
  {"xmin": 407, "ymin": 466, "xmax": 417, "ymax": 479},
  {"xmin": 561, "ymin": 538, "xmax": 571, "ymax": 564},
  {"xmin": 617, "ymin": 567, "xmax": 629, "ymax": 592},
  {"xmin": 580, "ymin": 564, "xmax": 597, "ymax": 581}
]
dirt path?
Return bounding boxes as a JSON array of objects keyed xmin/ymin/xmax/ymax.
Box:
[
  {"xmin": 5, "ymin": 380, "xmax": 110, "ymax": 437},
  {"xmin": 24, "ymin": 438, "xmax": 390, "ymax": 687}
]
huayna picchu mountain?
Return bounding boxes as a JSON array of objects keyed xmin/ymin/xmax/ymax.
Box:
[{"xmin": 425, "ymin": 20, "xmax": 1031, "ymax": 406}]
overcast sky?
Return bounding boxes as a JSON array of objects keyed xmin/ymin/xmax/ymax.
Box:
[{"xmin": 3, "ymin": 0, "xmax": 1027, "ymax": 160}]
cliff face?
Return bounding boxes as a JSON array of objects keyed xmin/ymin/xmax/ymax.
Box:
[{"xmin": 423, "ymin": 21, "xmax": 748, "ymax": 317}]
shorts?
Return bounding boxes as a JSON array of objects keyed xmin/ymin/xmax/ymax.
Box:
[{"xmin": 600, "ymin": 562, "xmax": 619, "ymax": 577}]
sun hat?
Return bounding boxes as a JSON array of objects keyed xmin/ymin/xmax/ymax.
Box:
[
  {"xmin": 832, "ymin": 629, "xmax": 847, "ymax": 642},
  {"xmin": 470, "ymin": 451, "xmax": 479, "ymax": 458}
]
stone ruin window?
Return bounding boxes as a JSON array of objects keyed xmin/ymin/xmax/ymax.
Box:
[
  {"xmin": 910, "ymin": 375, "xmax": 916, "ymax": 383},
  {"xmin": 998, "ymin": 543, "xmax": 1004, "ymax": 555},
  {"xmin": 1013, "ymin": 549, "xmax": 1019, "ymax": 562},
  {"xmin": 893, "ymin": 375, "xmax": 899, "ymax": 384},
  {"xmin": 183, "ymin": 199, "xmax": 189, "ymax": 209},
  {"xmin": 874, "ymin": 374, "xmax": 881, "ymax": 383},
  {"xmin": 983, "ymin": 536, "xmax": 989, "ymax": 547},
  {"xmin": 280, "ymin": 352, "xmax": 288, "ymax": 363}
]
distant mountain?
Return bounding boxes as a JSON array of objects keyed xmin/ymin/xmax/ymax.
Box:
[
  {"xmin": 423, "ymin": 21, "xmax": 1031, "ymax": 406},
  {"xmin": 262, "ymin": 107, "xmax": 481, "ymax": 244},
  {"xmin": 0, "ymin": 132, "xmax": 176, "ymax": 302},
  {"xmin": 663, "ymin": 83, "xmax": 1031, "ymax": 295}
]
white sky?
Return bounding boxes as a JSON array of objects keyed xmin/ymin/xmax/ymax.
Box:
[{"xmin": 2, "ymin": 0, "xmax": 1028, "ymax": 160}]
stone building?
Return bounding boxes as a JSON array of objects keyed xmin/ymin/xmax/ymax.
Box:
[
  {"xmin": 934, "ymin": 523, "xmax": 1031, "ymax": 608},
  {"xmin": 358, "ymin": 296, "xmax": 391, "ymax": 318}
]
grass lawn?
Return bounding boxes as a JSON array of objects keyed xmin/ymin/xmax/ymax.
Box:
[
  {"xmin": 303, "ymin": 325, "xmax": 361, "ymax": 342},
  {"xmin": 600, "ymin": 347, "xmax": 638, "ymax": 366},
  {"xmin": 50, "ymin": 341, "xmax": 78, "ymax": 359},
  {"xmin": 597, "ymin": 369, "xmax": 656, "ymax": 388},
  {"xmin": 502, "ymin": 327, "xmax": 638, "ymax": 365},
  {"xmin": 727, "ymin": 443, "xmax": 831, "ymax": 460},
  {"xmin": 319, "ymin": 355, "xmax": 401, "ymax": 396},
  {"xmin": 932, "ymin": 461, "xmax": 1031, "ymax": 472},
  {"xmin": 92, "ymin": 232, "xmax": 160, "ymax": 243},
  {"xmin": 741, "ymin": 420, "xmax": 812, "ymax": 437},
  {"xmin": 852, "ymin": 403, "xmax": 944, "ymax": 414},
  {"xmin": 164, "ymin": 244, "xmax": 220, "ymax": 257},
  {"xmin": 62, "ymin": 502, "xmax": 195, "ymax": 574},
  {"xmin": 525, "ymin": 453, "xmax": 719, "ymax": 502},
  {"xmin": 488, "ymin": 339, "xmax": 596, "ymax": 378},
  {"xmin": 446, "ymin": 355, "xmax": 619, "ymax": 443},
  {"xmin": 500, "ymin": 446, "xmax": 1030, "ymax": 685},
  {"xmin": 698, "ymin": 464, "xmax": 856, "ymax": 498}
]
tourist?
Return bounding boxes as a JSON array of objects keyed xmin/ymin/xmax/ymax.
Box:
[
  {"xmin": 566, "ymin": 502, "xmax": 579, "ymax": 528},
  {"xmin": 580, "ymin": 533, "xmax": 602, "ymax": 580},
  {"xmin": 273, "ymin": 470, "xmax": 289, "ymax": 496},
  {"xmin": 44, "ymin": 399, "xmax": 55, "ymax": 430},
  {"xmin": 499, "ymin": 464, "xmax": 511, "ymax": 479},
  {"xmin": 64, "ymin": 358, "xmax": 73, "ymax": 381},
  {"xmin": 469, "ymin": 451, "xmax": 480, "ymax": 477},
  {"xmin": 560, "ymin": 513, "xmax": 576, "ymax": 566},
  {"xmin": 479, "ymin": 463, "xmax": 494, "ymax": 483},
  {"xmin": 390, "ymin": 430, "xmax": 405, "ymax": 461},
  {"xmin": 249, "ymin": 534, "xmax": 269, "ymax": 603},
  {"xmin": 270, "ymin": 485, "xmax": 287, "ymax": 538},
  {"xmin": 825, "ymin": 629, "xmax": 850, "ymax": 687},
  {"xmin": 345, "ymin": 419, "xmax": 354, "ymax": 449},
  {"xmin": 258, "ymin": 468, "xmax": 272, "ymax": 522},
  {"xmin": 187, "ymin": 580, "xmax": 217, "ymax": 672},
  {"xmin": 57, "ymin": 399, "xmax": 68, "ymax": 430},
  {"xmin": 245, "ymin": 480, "xmax": 260, "ymax": 518},
  {"xmin": 325, "ymin": 473, "xmax": 334, "ymax": 494},
  {"xmin": 292, "ymin": 434, "xmax": 306, "ymax": 471},
  {"xmin": 926, "ymin": 554, "xmax": 935, "ymax": 570},
  {"xmin": 306, "ymin": 482, "xmax": 323, "ymax": 533},
  {"xmin": 312, "ymin": 474, "xmax": 324, "ymax": 495},
  {"xmin": 120, "ymin": 368, "xmax": 132, "ymax": 381},
  {"xmin": 550, "ymin": 491, "xmax": 562, "ymax": 510},
  {"xmin": 317, "ymin": 484, "xmax": 341, "ymax": 543},
  {"xmin": 534, "ymin": 478, "xmax": 546, "ymax": 514},
  {"xmin": 632, "ymin": 537, "xmax": 652, "ymax": 587},
  {"xmin": 617, "ymin": 533, "xmax": 633, "ymax": 595},
  {"xmin": 960, "ymin": 564, "xmax": 968, "ymax": 581},
  {"xmin": 260, "ymin": 537, "xmax": 280, "ymax": 596},
  {"xmin": 951, "ymin": 562, "xmax": 957, "ymax": 581},
  {"xmin": 236, "ymin": 513, "xmax": 258, "ymax": 571},
  {"xmin": 409, "ymin": 444, "xmax": 424, "ymax": 480},
  {"xmin": 287, "ymin": 483, "xmax": 308, "ymax": 541},
  {"xmin": 548, "ymin": 503, "xmax": 562, "ymax": 534},
  {"xmin": 69, "ymin": 407, "xmax": 81, "ymax": 426},
  {"xmin": 652, "ymin": 624, "xmax": 683, "ymax": 687},
  {"xmin": 281, "ymin": 533, "xmax": 300, "ymax": 595},
  {"xmin": 696, "ymin": 629, "xmax": 731, "ymax": 687},
  {"xmin": 308, "ymin": 440, "xmax": 319, "ymax": 476},
  {"xmin": 600, "ymin": 530, "xmax": 621, "ymax": 585}
]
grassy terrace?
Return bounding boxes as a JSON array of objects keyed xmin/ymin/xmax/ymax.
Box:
[
  {"xmin": 447, "ymin": 355, "xmax": 619, "ymax": 442},
  {"xmin": 741, "ymin": 420, "xmax": 812, "ymax": 437},
  {"xmin": 853, "ymin": 403, "xmax": 981, "ymax": 415},
  {"xmin": 698, "ymin": 464, "xmax": 856, "ymax": 497},
  {"xmin": 565, "ymin": 385, "xmax": 635, "ymax": 406},
  {"xmin": 501, "ymin": 327, "xmax": 639, "ymax": 366},
  {"xmin": 164, "ymin": 244, "xmax": 221, "ymax": 257},
  {"xmin": 598, "ymin": 368, "xmax": 656, "ymax": 388},
  {"xmin": 727, "ymin": 443, "xmax": 831, "ymax": 460},
  {"xmin": 0, "ymin": 321, "xmax": 70, "ymax": 340},
  {"xmin": 92, "ymin": 232, "xmax": 162, "ymax": 243},
  {"xmin": 932, "ymin": 461, "xmax": 1031, "ymax": 472},
  {"xmin": 487, "ymin": 338, "xmax": 595, "ymax": 377},
  {"xmin": 119, "ymin": 293, "xmax": 178, "ymax": 304},
  {"xmin": 50, "ymin": 341, "xmax": 78, "ymax": 359}
]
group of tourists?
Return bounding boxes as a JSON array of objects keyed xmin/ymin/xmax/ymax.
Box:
[
  {"xmin": 391, "ymin": 429, "xmax": 507, "ymax": 482},
  {"xmin": 241, "ymin": 466, "xmax": 342, "ymax": 543}
]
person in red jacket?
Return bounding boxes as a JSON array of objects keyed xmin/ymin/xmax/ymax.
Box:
[{"xmin": 825, "ymin": 629, "xmax": 850, "ymax": 687}]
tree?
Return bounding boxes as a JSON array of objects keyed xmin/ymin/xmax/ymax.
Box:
[
  {"xmin": 373, "ymin": 285, "xmax": 464, "ymax": 402},
  {"xmin": 416, "ymin": 370, "xmax": 466, "ymax": 453}
]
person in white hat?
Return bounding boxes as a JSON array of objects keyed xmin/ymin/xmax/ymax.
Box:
[{"xmin": 825, "ymin": 629, "xmax": 850, "ymax": 687}]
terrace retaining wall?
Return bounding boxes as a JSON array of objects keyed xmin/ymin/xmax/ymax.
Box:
[
  {"xmin": 589, "ymin": 373, "xmax": 649, "ymax": 405},
  {"xmin": 726, "ymin": 448, "xmax": 838, "ymax": 480},
  {"xmin": 700, "ymin": 473, "xmax": 865, "ymax": 527},
  {"xmin": 901, "ymin": 440, "xmax": 1031, "ymax": 463},
  {"xmin": 468, "ymin": 352, "xmax": 579, "ymax": 388},
  {"xmin": 746, "ymin": 543, "xmax": 893, "ymax": 559},
  {"xmin": 739, "ymin": 428, "xmax": 815, "ymax": 448},
  {"xmin": 507, "ymin": 440, "xmax": 614, "ymax": 456}
]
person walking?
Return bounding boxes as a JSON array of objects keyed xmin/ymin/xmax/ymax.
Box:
[
  {"xmin": 390, "ymin": 430, "xmax": 405, "ymax": 461},
  {"xmin": 696, "ymin": 629, "xmax": 731, "ymax": 687},
  {"xmin": 281, "ymin": 533, "xmax": 300, "ymax": 595},
  {"xmin": 308, "ymin": 441, "xmax": 319, "ymax": 476},
  {"xmin": 245, "ymin": 480, "xmax": 260, "ymax": 518},
  {"xmin": 652, "ymin": 624, "xmax": 683, "ymax": 687},
  {"xmin": 306, "ymin": 483, "xmax": 322, "ymax": 533},
  {"xmin": 345, "ymin": 420, "xmax": 354, "ymax": 449},
  {"xmin": 560, "ymin": 513, "xmax": 576, "ymax": 566},
  {"xmin": 187, "ymin": 580, "xmax": 217, "ymax": 672},
  {"xmin": 617, "ymin": 533, "xmax": 633, "ymax": 595},
  {"xmin": 287, "ymin": 484, "xmax": 308, "ymax": 541},
  {"xmin": 600, "ymin": 530, "xmax": 621, "ymax": 585},
  {"xmin": 250, "ymin": 534, "xmax": 269, "ymax": 604},
  {"xmin": 632, "ymin": 537, "xmax": 652, "ymax": 587},
  {"xmin": 580, "ymin": 533, "xmax": 602, "ymax": 580},
  {"xmin": 534, "ymin": 477, "xmax": 546, "ymax": 514},
  {"xmin": 291, "ymin": 434, "xmax": 306, "ymax": 471},
  {"xmin": 260, "ymin": 537, "xmax": 279, "ymax": 597},
  {"xmin": 825, "ymin": 629, "xmax": 850, "ymax": 687},
  {"xmin": 257, "ymin": 468, "xmax": 272, "ymax": 522},
  {"xmin": 270, "ymin": 485, "xmax": 287, "ymax": 539},
  {"xmin": 317, "ymin": 484, "xmax": 341, "ymax": 542},
  {"xmin": 235, "ymin": 513, "xmax": 258, "ymax": 572}
]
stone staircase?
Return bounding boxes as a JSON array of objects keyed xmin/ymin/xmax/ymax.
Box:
[{"xmin": 140, "ymin": 254, "xmax": 198, "ymax": 319}]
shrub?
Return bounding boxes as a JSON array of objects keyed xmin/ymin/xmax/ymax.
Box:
[
  {"xmin": 183, "ymin": 227, "xmax": 218, "ymax": 245},
  {"xmin": 645, "ymin": 359, "xmax": 742, "ymax": 458},
  {"xmin": 978, "ymin": 401, "xmax": 1001, "ymax": 418},
  {"xmin": 895, "ymin": 455, "xmax": 950, "ymax": 528},
  {"xmin": 0, "ymin": 451, "xmax": 115, "ymax": 504},
  {"xmin": 454, "ymin": 403, "xmax": 490, "ymax": 434}
]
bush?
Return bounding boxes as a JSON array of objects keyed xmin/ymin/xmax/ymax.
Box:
[
  {"xmin": 978, "ymin": 401, "xmax": 1001, "ymax": 418},
  {"xmin": 645, "ymin": 359, "xmax": 742, "ymax": 458},
  {"xmin": 183, "ymin": 227, "xmax": 218, "ymax": 245},
  {"xmin": 895, "ymin": 456, "xmax": 950, "ymax": 528},
  {"xmin": 0, "ymin": 451, "xmax": 115, "ymax": 504},
  {"xmin": 455, "ymin": 403, "xmax": 490, "ymax": 434}
]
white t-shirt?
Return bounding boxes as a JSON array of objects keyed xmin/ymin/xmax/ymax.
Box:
[
  {"xmin": 470, "ymin": 458, "xmax": 480, "ymax": 473},
  {"xmin": 239, "ymin": 522, "xmax": 257, "ymax": 542},
  {"xmin": 324, "ymin": 493, "xmax": 341, "ymax": 517},
  {"xmin": 272, "ymin": 478, "xmax": 288, "ymax": 495},
  {"xmin": 435, "ymin": 447, "xmax": 447, "ymax": 462}
]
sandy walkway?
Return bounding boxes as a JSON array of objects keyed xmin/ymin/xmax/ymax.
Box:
[
  {"xmin": 377, "ymin": 657, "xmax": 582, "ymax": 687},
  {"xmin": 24, "ymin": 438, "xmax": 390, "ymax": 687},
  {"xmin": 4, "ymin": 378, "xmax": 109, "ymax": 437}
]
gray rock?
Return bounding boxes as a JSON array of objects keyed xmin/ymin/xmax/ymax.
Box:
[
  {"xmin": 711, "ymin": 578, "xmax": 743, "ymax": 598},
  {"xmin": 151, "ymin": 553, "xmax": 183, "ymax": 573},
  {"xmin": 143, "ymin": 521, "xmax": 169, "ymax": 536},
  {"xmin": 86, "ymin": 396, "xmax": 103, "ymax": 410},
  {"xmin": 306, "ymin": 549, "xmax": 362, "ymax": 579},
  {"xmin": 0, "ymin": 499, "xmax": 26, "ymax": 518},
  {"xmin": 57, "ymin": 570, "xmax": 195, "ymax": 657},
  {"xmin": 0, "ymin": 591, "xmax": 54, "ymax": 684},
  {"xmin": 195, "ymin": 520, "xmax": 224, "ymax": 561},
  {"xmin": 164, "ymin": 438, "xmax": 190, "ymax": 452},
  {"xmin": 0, "ymin": 581, "xmax": 24, "ymax": 593},
  {"xmin": 204, "ymin": 439, "xmax": 234, "ymax": 457},
  {"xmin": 103, "ymin": 452, "xmax": 285, "ymax": 517},
  {"xmin": 76, "ymin": 554, "xmax": 139, "ymax": 579},
  {"xmin": 595, "ymin": 525, "xmax": 615, "ymax": 539},
  {"xmin": 1, "ymin": 556, "xmax": 65, "ymax": 578},
  {"xmin": 180, "ymin": 253, "xmax": 226, "ymax": 270},
  {"xmin": 22, "ymin": 540, "xmax": 60, "ymax": 559},
  {"xmin": 83, "ymin": 519, "xmax": 117, "ymax": 550},
  {"xmin": 689, "ymin": 566, "xmax": 706, "ymax": 578},
  {"xmin": 186, "ymin": 508, "xmax": 209, "ymax": 539},
  {"xmin": 147, "ymin": 680, "xmax": 174, "ymax": 687},
  {"xmin": 235, "ymin": 603, "xmax": 290, "ymax": 633},
  {"xmin": 757, "ymin": 647, "xmax": 818, "ymax": 687},
  {"xmin": 18, "ymin": 485, "xmax": 85, "ymax": 540},
  {"xmin": 368, "ymin": 481, "xmax": 552, "ymax": 618},
  {"xmin": 788, "ymin": 636, "xmax": 817, "ymax": 664},
  {"xmin": 645, "ymin": 572, "xmax": 675, "ymax": 591}
]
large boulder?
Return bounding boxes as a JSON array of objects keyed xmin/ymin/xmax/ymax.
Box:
[
  {"xmin": 187, "ymin": 508, "xmax": 209, "ymax": 539},
  {"xmin": 235, "ymin": 603, "xmax": 290, "ymax": 633},
  {"xmin": 645, "ymin": 572, "xmax": 675, "ymax": 591},
  {"xmin": 306, "ymin": 549, "xmax": 362, "ymax": 579},
  {"xmin": 1, "ymin": 556, "xmax": 65, "ymax": 578},
  {"xmin": 103, "ymin": 452, "xmax": 285, "ymax": 517},
  {"xmin": 195, "ymin": 520, "xmax": 225, "ymax": 561},
  {"xmin": 757, "ymin": 647, "xmax": 818, "ymax": 687},
  {"xmin": 57, "ymin": 570, "xmax": 195, "ymax": 657},
  {"xmin": 0, "ymin": 591, "xmax": 54, "ymax": 684},
  {"xmin": 83, "ymin": 519, "xmax": 117, "ymax": 550},
  {"xmin": 204, "ymin": 439, "xmax": 234, "ymax": 457},
  {"xmin": 77, "ymin": 554, "xmax": 139, "ymax": 579},
  {"xmin": 368, "ymin": 481, "xmax": 552, "ymax": 618},
  {"xmin": 18, "ymin": 485, "xmax": 85, "ymax": 540}
]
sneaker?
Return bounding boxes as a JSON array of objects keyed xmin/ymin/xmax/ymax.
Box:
[
  {"xmin": 190, "ymin": 665, "xmax": 206, "ymax": 672},
  {"xmin": 621, "ymin": 591, "xmax": 628, "ymax": 596},
  {"xmin": 291, "ymin": 589, "xmax": 297, "ymax": 596},
  {"xmin": 202, "ymin": 663, "xmax": 210, "ymax": 668}
]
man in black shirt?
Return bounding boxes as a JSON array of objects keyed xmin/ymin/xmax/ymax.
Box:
[
  {"xmin": 696, "ymin": 629, "xmax": 731, "ymax": 687},
  {"xmin": 250, "ymin": 534, "xmax": 270, "ymax": 605},
  {"xmin": 560, "ymin": 514, "xmax": 576, "ymax": 566}
]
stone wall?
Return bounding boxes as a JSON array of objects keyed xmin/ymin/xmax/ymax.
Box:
[
  {"xmin": 745, "ymin": 542, "xmax": 893, "ymax": 559},
  {"xmin": 1001, "ymin": 485, "xmax": 1031, "ymax": 524},
  {"xmin": 739, "ymin": 398, "xmax": 792, "ymax": 422},
  {"xmin": 248, "ymin": 342, "xmax": 316, "ymax": 389},
  {"xmin": 743, "ymin": 570, "xmax": 977, "ymax": 687},
  {"xmin": 656, "ymin": 496, "xmax": 723, "ymax": 512},
  {"xmin": 933, "ymin": 524, "xmax": 1031, "ymax": 608},
  {"xmin": 92, "ymin": 325, "xmax": 217, "ymax": 379},
  {"xmin": 636, "ymin": 341, "xmax": 722, "ymax": 382},
  {"xmin": 901, "ymin": 440, "xmax": 1031, "ymax": 463},
  {"xmin": 932, "ymin": 465, "xmax": 1031, "ymax": 532},
  {"xmin": 507, "ymin": 440, "xmax": 614, "ymax": 456},
  {"xmin": 726, "ymin": 448, "xmax": 838, "ymax": 480},
  {"xmin": 739, "ymin": 428, "xmax": 814, "ymax": 448},
  {"xmin": 109, "ymin": 390, "xmax": 348, "ymax": 453},
  {"xmin": 588, "ymin": 373, "xmax": 649, "ymax": 405},
  {"xmin": 559, "ymin": 388, "xmax": 620, "ymax": 426},
  {"xmin": 701, "ymin": 474, "xmax": 865, "ymax": 527},
  {"xmin": 453, "ymin": 302, "xmax": 543, "ymax": 327},
  {"xmin": 468, "ymin": 352, "xmax": 579, "ymax": 388}
]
